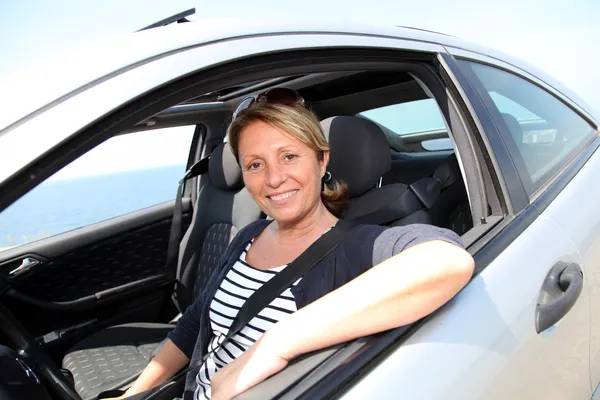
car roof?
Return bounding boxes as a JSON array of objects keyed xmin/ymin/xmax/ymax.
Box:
[{"xmin": 1, "ymin": 17, "xmax": 596, "ymax": 134}]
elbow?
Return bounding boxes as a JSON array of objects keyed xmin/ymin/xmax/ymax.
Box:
[
  {"xmin": 385, "ymin": 244, "xmax": 475, "ymax": 326},
  {"xmin": 451, "ymin": 245, "xmax": 475, "ymax": 278},
  {"xmin": 408, "ymin": 241, "xmax": 475, "ymax": 297},
  {"xmin": 436, "ymin": 244, "xmax": 475, "ymax": 295},
  {"xmin": 413, "ymin": 245, "xmax": 474, "ymax": 319}
]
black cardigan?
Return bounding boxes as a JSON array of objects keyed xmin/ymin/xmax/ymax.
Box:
[{"xmin": 167, "ymin": 219, "xmax": 463, "ymax": 398}]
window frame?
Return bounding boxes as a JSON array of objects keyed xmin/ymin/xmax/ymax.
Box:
[{"xmin": 446, "ymin": 50, "xmax": 599, "ymax": 203}]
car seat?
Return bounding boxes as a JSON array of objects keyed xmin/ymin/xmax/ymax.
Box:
[
  {"xmin": 321, "ymin": 116, "xmax": 434, "ymax": 226},
  {"xmin": 426, "ymin": 153, "xmax": 473, "ymax": 235},
  {"xmin": 62, "ymin": 143, "xmax": 262, "ymax": 400}
]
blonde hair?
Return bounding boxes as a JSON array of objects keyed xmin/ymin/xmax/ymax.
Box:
[{"xmin": 227, "ymin": 103, "xmax": 349, "ymax": 217}]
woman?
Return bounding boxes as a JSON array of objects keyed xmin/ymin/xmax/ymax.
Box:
[{"xmin": 117, "ymin": 88, "xmax": 474, "ymax": 400}]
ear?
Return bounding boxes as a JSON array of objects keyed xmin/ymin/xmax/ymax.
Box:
[{"xmin": 319, "ymin": 150, "xmax": 330, "ymax": 176}]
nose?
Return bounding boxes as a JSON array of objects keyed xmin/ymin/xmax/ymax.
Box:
[{"xmin": 265, "ymin": 163, "xmax": 286, "ymax": 188}]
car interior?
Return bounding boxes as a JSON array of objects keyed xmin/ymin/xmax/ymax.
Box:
[{"xmin": 0, "ymin": 63, "xmax": 494, "ymax": 400}]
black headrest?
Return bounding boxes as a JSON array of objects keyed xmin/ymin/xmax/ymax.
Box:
[
  {"xmin": 321, "ymin": 116, "xmax": 391, "ymax": 197},
  {"xmin": 209, "ymin": 143, "xmax": 244, "ymax": 191},
  {"xmin": 501, "ymin": 113, "xmax": 523, "ymax": 144},
  {"xmin": 433, "ymin": 153, "xmax": 460, "ymax": 190}
]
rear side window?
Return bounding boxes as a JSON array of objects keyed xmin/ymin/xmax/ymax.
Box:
[
  {"xmin": 0, "ymin": 126, "xmax": 195, "ymax": 251},
  {"xmin": 358, "ymin": 98, "xmax": 453, "ymax": 152},
  {"xmin": 460, "ymin": 61, "xmax": 596, "ymax": 195}
]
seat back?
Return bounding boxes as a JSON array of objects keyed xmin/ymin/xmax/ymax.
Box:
[
  {"xmin": 427, "ymin": 153, "xmax": 472, "ymax": 234},
  {"xmin": 175, "ymin": 143, "xmax": 261, "ymax": 310},
  {"xmin": 320, "ymin": 116, "xmax": 430, "ymax": 226}
]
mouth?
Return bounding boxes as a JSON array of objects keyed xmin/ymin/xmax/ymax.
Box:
[{"xmin": 267, "ymin": 190, "xmax": 298, "ymax": 201}]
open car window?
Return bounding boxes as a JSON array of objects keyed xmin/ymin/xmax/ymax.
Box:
[
  {"xmin": 0, "ymin": 126, "xmax": 195, "ymax": 252},
  {"xmin": 357, "ymin": 98, "xmax": 453, "ymax": 152}
]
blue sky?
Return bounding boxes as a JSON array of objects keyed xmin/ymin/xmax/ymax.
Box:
[
  {"xmin": 3, "ymin": 0, "xmax": 598, "ymax": 106},
  {"xmin": 1, "ymin": 0, "xmax": 599, "ymax": 179}
]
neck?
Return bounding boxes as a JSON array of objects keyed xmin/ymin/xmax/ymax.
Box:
[{"xmin": 274, "ymin": 203, "xmax": 338, "ymax": 243}]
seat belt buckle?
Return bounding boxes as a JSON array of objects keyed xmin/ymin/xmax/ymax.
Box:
[{"xmin": 409, "ymin": 177, "xmax": 442, "ymax": 210}]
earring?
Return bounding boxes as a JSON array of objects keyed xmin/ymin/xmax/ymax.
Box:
[{"xmin": 321, "ymin": 171, "xmax": 332, "ymax": 192}]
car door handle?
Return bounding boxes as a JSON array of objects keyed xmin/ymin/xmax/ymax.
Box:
[
  {"xmin": 536, "ymin": 262, "xmax": 583, "ymax": 333},
  {"xmin": 8, "ymin": 257, "xmax": 42, "ymax": 277}
]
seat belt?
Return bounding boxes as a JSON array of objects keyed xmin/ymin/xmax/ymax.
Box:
[
  {"xmin": 227, "ymin": 218, "xmax": 355, "ymax": 339},
  {"xmin": 165, "ymin": 156, "xmax": 210, "ymax": 281},
  {"xmin": 350, "ymin": 185, "xmax": 433, "ymax": 226},
  {"xmin": 142, "ymin": 219, "xmax": 356, "ymax": 400}
]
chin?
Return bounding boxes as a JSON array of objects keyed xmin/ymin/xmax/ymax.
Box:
[{"xmin": 268, "ymin": 209, "xmax": 304, "ymax": 224}]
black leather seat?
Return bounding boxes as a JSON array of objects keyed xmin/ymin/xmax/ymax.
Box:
[
  {"xmin": 322, "ymin": 116, "xmax": 474, "ymax": 234},
  {"xmin": 426, "ymin": 153, "xmax": 472, "ymax": 235},
  {"xmin": 62, "ymin": 143, "xmax": 262, "ymax": 400},
  {"xmin": 321, "ymin": 116, "xmax": 432, "ymax": 226}
]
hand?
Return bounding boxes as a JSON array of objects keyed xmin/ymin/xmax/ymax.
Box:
[{"xmin": 210, "ymin": 334, "xmax": 289, "ymax": 400}]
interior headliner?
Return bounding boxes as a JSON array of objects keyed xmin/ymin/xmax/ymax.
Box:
[{"xmin": 127, "ymin": 69, "xmax": 427, "ymax": 136}]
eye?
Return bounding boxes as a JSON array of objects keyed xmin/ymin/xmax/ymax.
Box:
[
  {"xmin": 246, "ymin": 161, "xmax": 263, "ymax": 171},
  {"xmin": 284, "ymin": 153, "xmax": 297, "ymax": 162}
]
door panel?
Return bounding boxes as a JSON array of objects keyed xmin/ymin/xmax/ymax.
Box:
[
  {"xmin": 0, "ymin": 200, "xmax": 191, "ymax": 355},
  {"xmin": 535, "ymin": 147, "xmax": 600, "ymax": 388},
  {"xmin": 340, "ymin": 213, "xmax": 590, "ymax": 399},
  {"xmin": 4, "ymin": 210, "xmax": 175, "ymax": 302}
]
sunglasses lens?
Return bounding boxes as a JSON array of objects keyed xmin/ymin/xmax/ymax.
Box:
[
  {"xmin": 262, "ymin": 88, "xmax": 300, "ymax": 106},
  {"xmin": 232, "ymin": 88, "xmax": 304, "ymax": 121},
  {"xmin": 232, "ymin": 97, "xmax": 255, "ymax": 120}
]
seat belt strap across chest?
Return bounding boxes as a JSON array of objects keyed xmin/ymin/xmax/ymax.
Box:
[
  {"xmin": 225, "ymin": 218, "xmax": 355, "ymax": 343},
  {"xmin": 145, "ymin": 219, "xmax": 356, "ymax": 399}
]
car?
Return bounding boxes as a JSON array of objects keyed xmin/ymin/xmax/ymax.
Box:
[{"xmin": 1, "ymin": 9, "xmax": 599, "ymax": 400}]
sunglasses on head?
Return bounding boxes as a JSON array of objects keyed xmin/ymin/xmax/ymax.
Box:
[{"xmin": 232, "ymin": 87, "xmax": 305, "ymax": 121}]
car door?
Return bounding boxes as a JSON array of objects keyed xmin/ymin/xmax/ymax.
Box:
[
  {"xmin": 469, "ymin": 61, "xmax": 600, "ymax": 395},
  {"xmin": 0, "ymin": 125, "xmax": 198, "ymax": 359},
  {"xmin": 541, "ymin": 148, "xmax": 600, "ymax": 396},
  {"xmin": 457, "ymin": 57, "xmax": 599, "ymax": 399},
  {"xmin": 331, "ymin": 52, "xmax": 597, "ymax": 399},
  {"xmin": 556, "ymin": 162, "xmax": 600, "ymax": 395}
]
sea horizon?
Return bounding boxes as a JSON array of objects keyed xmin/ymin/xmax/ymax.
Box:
[{"xmin": 0, "ymin": 164, "xmax": 186, "ymax": 248}]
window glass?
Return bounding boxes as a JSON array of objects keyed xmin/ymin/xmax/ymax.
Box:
[
  {"xmin": 358, "ymin": 98, "xmax": 453, "ymax": 152},
  {"xmin": 0, "ymin": 126, "xmax": 195, "ymax": 251},
  {"xmin": 461, "ymin": 61, "xmax": 596, "ymax": 194}
]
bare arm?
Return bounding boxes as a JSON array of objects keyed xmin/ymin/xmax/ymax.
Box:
[
  {"xmin": 267, "ymin": 240, "xmax": 473, "ymax": 358},
  {"xmin": 119, "ymin": 339, "xmax": 189, "ymax": 398},
  {"xmin": 211, "ymin": 240, "xmax": 474, "ymax": 399}
]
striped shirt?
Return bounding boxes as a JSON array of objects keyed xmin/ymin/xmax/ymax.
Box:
[{"xmin": 194, "ymin": 241, "xmax": 300, "ymax": 400}]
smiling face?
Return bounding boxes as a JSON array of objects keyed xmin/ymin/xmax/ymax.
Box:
[{"xmin": 238, "ymin": 120, "xmax": 329, "ymax": 225}]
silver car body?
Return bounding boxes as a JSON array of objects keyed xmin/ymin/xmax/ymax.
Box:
[{"xmin": 1, "ymin": 18, "xmax": 599, "ymax": 399}]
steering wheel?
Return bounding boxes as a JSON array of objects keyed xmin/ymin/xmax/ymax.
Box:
[{"xmin": 0, "ymin": 278, "xmax": 82, "ymax": 400}]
